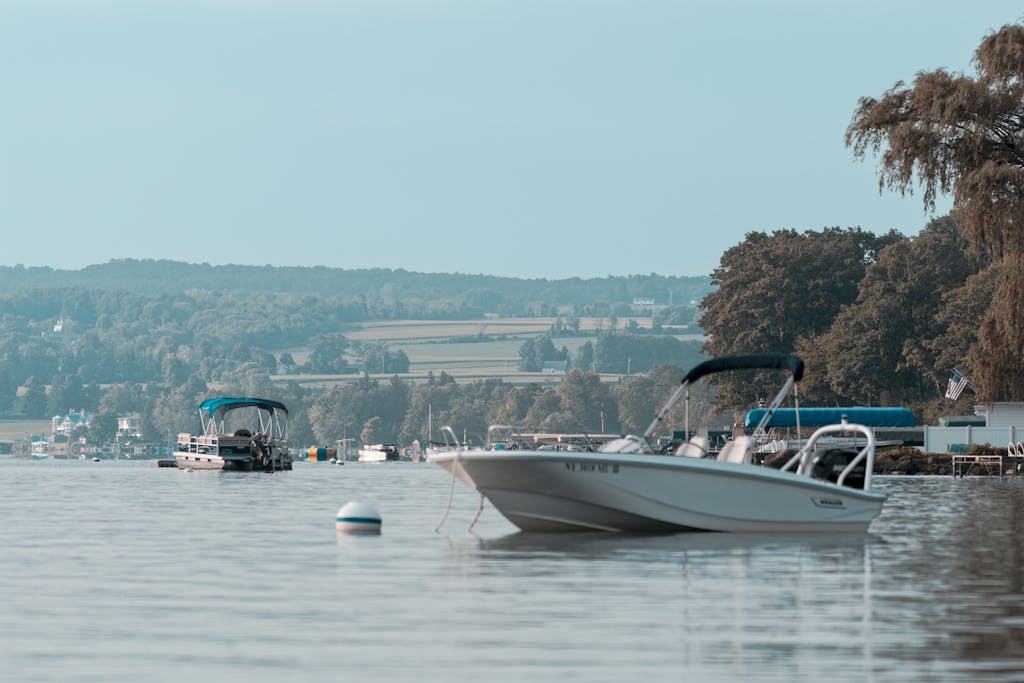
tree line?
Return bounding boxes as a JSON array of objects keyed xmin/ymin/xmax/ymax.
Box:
[
  {"xmin": 37, "ymin": 364, "xmax": 713, "ymax": 452},
  {"xmin": 0, "ymin": 260, "xmax": 710, "ymax": 317},
  {"xmin": 699, "ymin": 218, "xmax": 990, "ymax": 423}
]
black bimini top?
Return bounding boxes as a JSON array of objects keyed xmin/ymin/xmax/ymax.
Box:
[
  {"xmin": 681, "ymin": 354, "xmax": 804, "ymax": 385},
  {"xmin": 199, "ymin": 397, "xmax": 289, "ymax": 420}
]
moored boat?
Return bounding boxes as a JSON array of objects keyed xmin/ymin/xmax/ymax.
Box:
[
  {"xmin": 429, "ymin": 354, "xmax": 887, "ymax": 533},
  {"xmin": 174, "ymin": 398, "xmax": 292, "ymax": 472},
  {"xmin": 358, "ymin": 443, "xmax": 401, "ymax": 462}
]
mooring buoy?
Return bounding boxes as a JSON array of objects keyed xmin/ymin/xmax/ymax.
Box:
[{"xmin": 336, "ymin": 501, "xmax": 381, "ymax": 534}]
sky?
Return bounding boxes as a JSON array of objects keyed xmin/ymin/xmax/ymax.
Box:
[{"xmin": 1, "ymin": 1, "xmax": 1021, "ymax": 280}]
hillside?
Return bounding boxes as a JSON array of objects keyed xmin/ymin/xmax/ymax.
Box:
[{"xmin": 0, "ymin": 260, "xmax": 712, "ymax": 314}]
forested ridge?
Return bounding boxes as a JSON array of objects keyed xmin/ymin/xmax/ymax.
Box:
[{"xmin": 0, "ymin": 260, "xmax": 711, "ymax": 314}]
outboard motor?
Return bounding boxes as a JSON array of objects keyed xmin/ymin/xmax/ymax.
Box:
[
  {"xmin": 250, "ymin": 434, "xmax": 273, "ymax": 472},
  {"xmin": 809, "ymin": 447, "xmax": 866, "ymax": 489}
]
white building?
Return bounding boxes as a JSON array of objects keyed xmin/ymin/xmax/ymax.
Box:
[{"xmin": 923, "ymin": 403, "xmax": 1024, "ymax": 452}]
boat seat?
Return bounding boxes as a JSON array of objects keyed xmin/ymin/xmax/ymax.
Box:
[
  {"xmin": 676, "ymin": 436, "xmax": 709, "ymax": 458},
  {"xmin": 716, "ymin": 436, "xmax": 752, "ymax": 464}
]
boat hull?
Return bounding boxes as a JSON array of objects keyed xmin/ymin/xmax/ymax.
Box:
[
  {"xmin": 429, "ymin": 450, "xmax": 886, "ymax": 533},
  {"xmin": 174, "ymin": 453, "xmax": 292, "ymax": 471}
]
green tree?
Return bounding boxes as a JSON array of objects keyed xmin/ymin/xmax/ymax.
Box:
[
  {"xmin": 575, "ymin": 340, "xmax": 594, "ymax": 371},
  {"xmin": 305, "ymin": 333, "xmax": 350, "ymax": 374},
  {"xmin": 554, "ymin": 370, "xmax": 616, "ymax": 433},
  {"xmin": 699, "ymin": 227, "xmax": 900, "ymax": 411},
  {"xmin": 488, "ymin": 384, "xmax": 544, "ymax": 427},
  {"xmin": 47, "ymin": 374, "xmax": 88, "ymax": 417},
  {"xmin": 925, "ymin": 264, "xmax": 1002, "ymax": 397},
  {"xmin": 21, "ymin": 377, "xmax": 48, "ymax": 419},
  {"xmin": 308, "ymin": 376, "xmax": 411, "ymax": 445},
  {"xmin": 818, "ymin": 217, "xmax": 985, "ymax": 405},
  {"xmin": 613, "ymin": 365, "xmax": 681, "ymax": 435},
  {"xmin": 149, "ymin": 373, "xmax": 208, "ymax": 442},
  {"xmin": 87, "ymin": 411, "xmax": 119, "ymax": 445},
  {"xmin": 399, "ymin": 379, "xmax": 461, "ymax": 445},
  {"xmin": 517, "ymin": 333, "xmax": 566, "ymax": 372},
  {"xmin": 593, "ymin": 334, "xmax": 703, "ymax": 374},
  {"xmin": 523, "ymin": 388, "xmax": 561, "ymax": 431},
  {"xmin": 846, "ymin": 22, "xmax": 1024, "ymax": 400},
  {"xmin": 359, "ymin": 344, "xmax": 410, "ymax": 374}
]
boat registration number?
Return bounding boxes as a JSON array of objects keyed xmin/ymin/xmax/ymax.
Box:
[
  {"xmin": 565, "ymin": 461, "xmax": 620, "ymax": 474},
  {"xmin": 811, "ymin": 496, "xmax": 845, "ymax": 508}
]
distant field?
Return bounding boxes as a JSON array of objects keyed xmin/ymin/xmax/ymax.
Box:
[
  {"xmin": 342, "ymin": 317, "xmax": 656, "ymax": 343},
  {"xmin": 272, "ymin": 316, "xmax": 704, "ymax": 387},
  {"xmin": 0, "ymin": 420, "xmax": 50, "ymax": 440}
]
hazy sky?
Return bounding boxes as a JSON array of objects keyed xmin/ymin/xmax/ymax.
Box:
[{"xmin": 2, "ymin": 1, "xmax": 1020, "ymax": 279}]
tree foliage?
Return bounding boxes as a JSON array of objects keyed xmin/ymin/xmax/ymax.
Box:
[
  {"xmin": 847, "ymin": 22, "xmax": 1024, "ymax": 399},
  {"xmin": 816, "ymin": 217, "xmax": 986, "ymax": 405},
  {"xmin": 592, "ymin": 334, "xmax": 703, "ymax": 375},
  {"xmin": 517, "ymin": 334, "xmax": 567, "ymax": 372},
  {"xmin": 698, "ymin": 227, "xmax": 900, "ymax": 410}
]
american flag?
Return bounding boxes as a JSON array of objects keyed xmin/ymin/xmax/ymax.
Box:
[{"xmin": 945, "ymin": 370, "xmax": 971, "ymax": 401}]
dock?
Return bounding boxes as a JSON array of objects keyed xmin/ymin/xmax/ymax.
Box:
[
  {"xmin": 149, "ymin": 459, "xmax": 179, "ymax": 468},
  {"xmin": 952, "ymin": 453, "xmax": 1004, "ymax": 478}
]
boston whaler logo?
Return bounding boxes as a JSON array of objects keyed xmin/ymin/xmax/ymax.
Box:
[{"xmin": 811, "ymin": 496, "xmax": 845, "ymax": 509}]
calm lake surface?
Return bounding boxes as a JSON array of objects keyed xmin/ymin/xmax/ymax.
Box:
[{"xmin": 2, "ymin": 460, "xmax": 1023, "ymax": 682}]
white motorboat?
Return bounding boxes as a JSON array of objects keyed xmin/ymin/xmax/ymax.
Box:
[
  {"xmin": 429, "ymin": 354, "xmax": 887, "ymax": 533},
  {"xmin": 358, "ymin": 443, "xmax": 402, "ymax": 462},
  {"xmin": 174, "ymin": 398, "xmax": 293, "ymax": 472}
]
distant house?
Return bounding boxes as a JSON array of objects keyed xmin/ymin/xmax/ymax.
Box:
[
  {"xmin": 49, "ymin": 410, "xmax": 91, "ymax": 458},
  {"xmin": 52, "ymin": 410, "xmax": 90, "ymax": 437},
  {"xmin": 117, "ymin": 413, "xmax": 143, "ymax": 441},
  {"xmin": 633, "ymin": 297, "xmax": 655, "ymax": 306},
  {"xmin": 542, "ymin": 360, "xmax": 568, "ymax": 374}
]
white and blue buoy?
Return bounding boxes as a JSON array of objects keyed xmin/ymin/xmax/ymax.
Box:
[{"xmin": 336, "ymin": 501, "xmax": 381, "ymax": 534}]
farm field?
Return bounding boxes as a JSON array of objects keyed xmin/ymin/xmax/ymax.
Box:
[
  {"xmin": 273, "ymin": 317, "xmax": 704, "ymax": 387},
  {"xmin": 340, "ymin": 316, "xmax": 657, "ymax": 343},
  {"xmin": 0, "ymin": 420, "xmax": 51, "ymax": 440}
]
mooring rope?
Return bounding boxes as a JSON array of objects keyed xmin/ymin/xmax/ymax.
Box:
[
  {"xmin": 467, "ymin": 494, "xmax": 485, "ymax": 531},
  {"xmin": 434, "ymin": 450, "xmax": 460, "ymax": 533}
]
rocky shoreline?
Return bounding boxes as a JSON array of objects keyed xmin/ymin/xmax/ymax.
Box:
[
  {"xmin": 764, "ymin": 446, "xmax": 1020, "ymax": 477},
  {"xmin": 875, "ymin": 446, "xmax": 1023, "ymax": 476}
]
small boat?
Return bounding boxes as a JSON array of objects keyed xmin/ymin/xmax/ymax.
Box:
[
  {"xmin": 358, "ymin": 444, "xmax": 402, "ymax": 462},
  {"xmin": 429, "ymin": 354, "xmax": 887, "ymax": 533},
  {"xmin": 174, "ymin": 398, "xmax": 293, "ymax": 472}
]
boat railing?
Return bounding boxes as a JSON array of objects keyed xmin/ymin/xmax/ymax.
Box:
[
  {"xmin": 439, "ymin": 426, "xmax": 462, "ymax": 453},
  {"xmin": 176, "ymin": 433, "xmax": 255, "ymax": 456},
  {"xmin": 782, "ymin": 421, "xmax": 877, "ymax": 489}
]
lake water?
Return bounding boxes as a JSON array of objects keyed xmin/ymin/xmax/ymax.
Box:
[{"xmin": 2, "ymin": 461, "xmax": 1023, "ymax": 682}]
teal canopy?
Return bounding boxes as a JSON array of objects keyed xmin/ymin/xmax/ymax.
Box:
[
  {"xmin": 744, "ymin": 407, "xmax": 915, "ymax": 428},
  {"xmin": 199, "ymin": 398, "xmax": 288, "ymax": 419}
]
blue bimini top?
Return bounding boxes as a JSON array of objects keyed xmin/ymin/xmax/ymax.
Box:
[
  {"xmin": 199, "ymin": 398, "xmax": 288, "ymax": 420},
  {"xmin": 743, "ymin": 407, "xmax": 915, "ymax": 428}
]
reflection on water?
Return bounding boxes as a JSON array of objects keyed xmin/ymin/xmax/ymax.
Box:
[
  {"xmin": 477, "ymin": 529, "xmax": 882, "ymax": 557},
  {"xmin": 2, "ymin": 462, "xmax": 1024, "ymax": 682}
]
